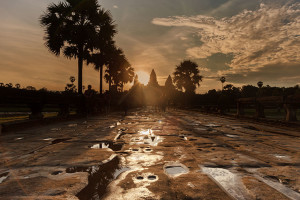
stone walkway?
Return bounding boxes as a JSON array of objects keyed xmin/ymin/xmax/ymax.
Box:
[{"xmin": 0, "ymin": 108, "xmax": 299, "ymax": 200}]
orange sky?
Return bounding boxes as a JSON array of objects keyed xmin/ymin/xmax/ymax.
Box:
[{"xmin": 0, "ymin": 0, "xmax": 299, "ymax": 93}]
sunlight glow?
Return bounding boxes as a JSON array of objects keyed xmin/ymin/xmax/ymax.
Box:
[{"xmin": 136, "ymin": 71, "xmax": 150, "ymax": 85}]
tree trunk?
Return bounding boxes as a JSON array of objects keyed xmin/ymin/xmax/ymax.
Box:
[
  {"xmin": 100, "ymin": 65, "xmax": 103, "ymax": 94},
  {"xmin": 109, "ymin": 79, "xmax": 112, "ymax": 91},
  {"xmin": 78, "ymin": 46, "xmax": 83, "ymax": 94}
]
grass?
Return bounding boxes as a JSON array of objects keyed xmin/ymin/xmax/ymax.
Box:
[{"xmin": 0, "ymin": 112, "xmax": 80, "ymax": 124}]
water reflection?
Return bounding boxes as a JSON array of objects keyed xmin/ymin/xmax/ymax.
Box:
[{"xmin": 66, "ymin": 156, "xmax": 130, "ymax": 200}]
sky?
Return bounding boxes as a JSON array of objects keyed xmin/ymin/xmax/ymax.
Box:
[{"xmin": 0, "ymin": 0, "xmax": 299, "ymax": 93}]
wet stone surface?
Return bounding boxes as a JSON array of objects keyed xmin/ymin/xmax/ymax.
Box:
[{"xmin": 0, "ymin": 109, "xmax": 300, "ymax": 199}]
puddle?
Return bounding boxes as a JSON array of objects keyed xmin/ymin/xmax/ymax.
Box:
[
  {"xmin": 164, "ymin": 163, "xmax": 189, "ymax": 177},
  {"xmin": 201, "ymin": 166, "xmax": 249, "ymax": 200},
  {"xmin": 116, "ymin": 122, "xmax": 121, "ymax": 126},
  {"xmin": 67, "ymin": 156, "xmax": 130, "ymax": 200},
  {"xmin": 226, "ymin": 134, "xmax": 239, "ymax": 138},
  {"xmin": 147, "ymin": 175, "xmax": 157, "ymax": 180},
  {"xmin": 246, "ymin": 169, "xmax": 300, "ymax": 200},
  {"xmin": 14, "ymin": 137, "xmax": 24, "ymax": 141},
  {"xmin": 43, "ymin": 138, "xmax": 52, "ymax": 141},
  {"xmin": 144, "ymin": 148, "xmax": 152, "ymax": 152},
  {"xmin": 205, "ymin": 124, "xmax": 222, "ymax": 128},
  {"xmin": 109, "ymin": 125, "xmax": 115, "ymax": 129},
  {"xmin": 0, "ymin": 172, "xmax": 9, "ymax": 184},
  {"xmin": 135, "ymin": 174, "xmax": 158, "ymax": 182},
  {"xmin": 51, "ymin": 138, "xmax": 72, "ymax": 144},
  {"xmin": 179, "ymin": 135, "xmax": 188, "ymax": 141},
  {"xmin": 273, "ymin": 154, "xmax": 290, "ymax": 160},
  {"xmin": 51, "ymin": 171, "xmax": 63, "ymax": 175},
  {"xmin": 89, "ymin": 141, "xmax": 123, "ymax": 151},
  {"xmin": 131, "ymin": 148, "xmax": 140, "ymax": 152},
  {"xmin": 131, "ymin": 135, "xmax": 163, "ymax": 146}
]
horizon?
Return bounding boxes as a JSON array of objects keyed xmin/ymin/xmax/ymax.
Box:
[{"xmin": 0, "ymin": 0, "xmax": 299, "ymax": 93}]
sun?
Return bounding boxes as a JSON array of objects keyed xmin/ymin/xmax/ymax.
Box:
[{"xmin": 136, "ymin": 71, "xmax": 149, "ymax": 85}]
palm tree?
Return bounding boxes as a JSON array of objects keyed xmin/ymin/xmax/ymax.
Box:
[
  {"xmin": 70, "ymin": 76, "xmax": 75, "ymax": 84},
  {"xmin": 15, "ymin": 84, "xmax": 21, "ymax": 89},
  {"xmin": 88, "ymin": 41, "xmax": 116, "ymax": 94},
  {"xmin": 257, "ymin": 81, "xmax": 263, "ymax": 88},
  {"xmin": 104, "ymin": 47, "xmax": 134, "ymax": 92},
  {"xmin": 40, "ymin": 0, "xmax": 116, "ymax": 94},
  {"xmin": 220, "ymin": 76, "xmax": 226, "ymax": 90},
  {"xmin": 173, "ymin": 60, "xmax": 202, "ymax": 94}
]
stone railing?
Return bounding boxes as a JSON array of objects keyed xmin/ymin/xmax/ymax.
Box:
[
  {"xmin": 0, "ymin": 87, "xmax": 84, "ymax": 119},
  {"xmin": 237, "ymin": 95, "xmax": 300, "ymax": 121}
]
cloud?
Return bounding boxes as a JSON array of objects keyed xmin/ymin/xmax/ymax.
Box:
[
  {"xmin": 152, "ymin": 2, "xmax": 300, "ymax": 75},
  {"xmin": 226, "ymin": 62, "xmax": 300, "ymax": 86}
]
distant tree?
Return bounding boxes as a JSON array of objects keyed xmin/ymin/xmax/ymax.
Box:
[
  {"xmin": 104, "ymin": 47, "xmax": 134, "ymax": 91},
  {"xmin": 241, "ymin": 85, "xmax": 258, "ymax": 97},
  {"xmin": 26, "ymin": 86, "xmax": 36, "ymax": 90},
  {"xmin": 70, "ymin": 76, "xmax": 75, "ymax": 84},
  {"xmin": 65, "ymin": 76, "xmax": 77, "ymax": 92},
  {"xmin": 104, "ymin": 47, "xmax": 123, "ymax": 90},
  {"xmin": 0, "ymin": 83, "xmax": 4, "ymax": 87},
  {"xmin": 220, "ymin": 76, "xmax": 226, "ymax": 90},
  {"xmin": 223, "ymin": 84, "xmax": 233, "ymax": 91},
  {"xmin": 39, "ymin": 87, "xmax": 48, "ymax": 92},
  {"xmin": 15, "ymin": 83, "xmax": 21, "ymax": 89},
  {"xmin": 173, "ymin": 60, "xmax": 202, "ymax": 94},
  {"xmin": 88, "ymin": 41, "xmax": 116, "ymax": 94},
  {"xmin": 113, "ymin": 57, "xmax": 134, "ymax": 91},
  {"xmin": 5, "ymin": 83, "xmax": 13, "ymax": 88},
  {"xmin": 257, "ymin": 81, "xmax": 263, "ymax": 88},
  {"xmin": 40, "ymin": 0, "xmax": 116, "ymax": 94}
]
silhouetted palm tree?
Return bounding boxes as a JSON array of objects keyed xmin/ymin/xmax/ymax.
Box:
[
  {"xmin": 40, "ymin": 0, "xmax": 116, "ymax": 94},
  {"xmin": 5, "ymin": 83, "xmax": 13, "ymax": 88},
  {"xmin": 104, "ymin": 48, "xmax": 134, "ymax": 92},
  {"xmin": 220, "ymin": 76, "xmax": 226, "ymax": 90},
  {"xmin": 257, "ymin": 81, "xmax": 263, "ymax": 88},
  {"xmin": 70, "ymin": 76, "xmax": 75, "ymax": 84},
  {"xmin": 173, "ymin": 60, "xmax": 202, "ymax": 94},
  {"xmin": 88, "ymin": 41, "xmax": 116, "ymax": 94}
]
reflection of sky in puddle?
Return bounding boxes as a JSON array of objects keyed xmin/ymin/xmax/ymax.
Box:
[
  {"xmin": 91, "ymin": 143, "xmax": 110, "ymax": 149},
  {"xmin": 139, "ymin": 129, "xmax": 152, "ymax": 135},
  {"xmin": 165, "ymin": 166, "xmax": 188, "ymax": 177},
  {"xmin": 114, "ymin": 167, "xmax": 131, "ymax": 179},
  {"xmin": 205, "ymin": 124, "xmax": 221, "ymax": 127},
  {"xmin": 273, "ymin": 154, "xmax": 290, "ymax": 160},
  {"xmin": 0, "ymin": 172, "xmax": 9, "ymax": 184},
  {"xmin": 130, "ymin": 129, "xmax": 164, "ymax": 146},
  {"xmin": 201, "ymin": 166, "xmax": 248, "ymax": 200},
  {"xmin": 226, "ymin": 134, "xmax": 239, "ymax": 138}
]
